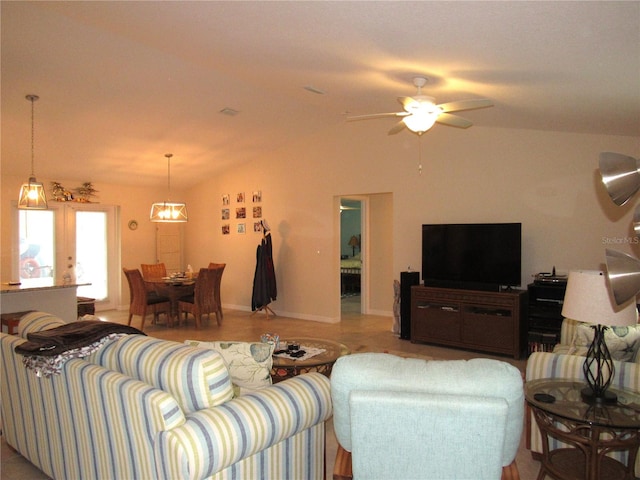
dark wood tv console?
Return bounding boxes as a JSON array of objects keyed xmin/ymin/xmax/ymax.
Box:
[{"xmin": 410, "ymin": 286, "xmax": 528, "ymax": 359}]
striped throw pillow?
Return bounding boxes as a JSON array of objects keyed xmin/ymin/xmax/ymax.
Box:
[{"xmin": 86, "ymin": 335, "xmax": 234, "ymax": 413}]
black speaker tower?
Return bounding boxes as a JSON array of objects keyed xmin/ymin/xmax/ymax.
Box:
[{"xmin": 400, "ymin": 271, "xmax": 420, "ymax": 340}]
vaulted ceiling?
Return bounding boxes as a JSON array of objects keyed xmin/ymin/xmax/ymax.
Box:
[{"xmin": 2, "ymin": 1, "xmax": 638, "ymax": 188}]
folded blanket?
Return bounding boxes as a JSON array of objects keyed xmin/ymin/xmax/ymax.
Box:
[{"xmin": 15, "ymin": 320, "xmax": 144, "ymax": 357}]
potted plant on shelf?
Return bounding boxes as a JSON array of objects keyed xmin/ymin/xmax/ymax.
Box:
[{"xmin": 74, "ymin": 182, "xmax": 98, "ymax": 203}]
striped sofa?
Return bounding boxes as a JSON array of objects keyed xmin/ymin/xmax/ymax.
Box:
[
  {"xmin": 0, "ymin": 311, "xmax": 332, "ymax": 480},
  {"xmin": 526, "ymin": 317, "xmax": 640, "ymax": 475}
]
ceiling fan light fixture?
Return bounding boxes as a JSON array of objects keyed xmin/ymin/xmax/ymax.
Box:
[
  {"xmin": 347, "ymin": 77, "xmax": 492, "ymax": 138},
  {"xmin": 150, "ymin": 153, "xmax": 188, "ymax": 223},
  {"xmin": 402, "ymin": 111, "xmax": 439, "ymax": 134},
  {"xmin": 18, "ymin": 94, "xmax": 48, "ymax": 210}
]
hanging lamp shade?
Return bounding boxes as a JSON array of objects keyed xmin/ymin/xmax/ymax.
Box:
[
  {"xmin": 18, "ymin": 177, "xmax": 48, "ymax": 209},
  {"xmin": 18, "ymin": 94, "xmax": 48, "ymax": 210},
  {"xmin": 150, "ymin": 153, "xmax": 188, "ymax": 222},
  {"xmin": 149, "ymin": 202, "xmax": 188, "ymax": 222}
]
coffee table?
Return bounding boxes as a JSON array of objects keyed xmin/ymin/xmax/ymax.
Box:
[
  {"xmin": 526, "ymin": 378, "xmax": 640, "ymax": 480},
  {"xmin": 271, "ymin": 337, "xmax": 350, "ymax": 383}
]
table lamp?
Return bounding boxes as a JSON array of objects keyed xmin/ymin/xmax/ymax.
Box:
[
  {"xmin": 348, "ymin": 235, "xmax": 360, "ymax": 256},
  {"xmin": 561, "ymin": 270, "xmax": 638, "ymax": 404}
]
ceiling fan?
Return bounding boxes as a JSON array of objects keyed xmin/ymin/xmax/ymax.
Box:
[{"xmin": 347, "ymin": 76, "xmax": 493, "ymax": 135}]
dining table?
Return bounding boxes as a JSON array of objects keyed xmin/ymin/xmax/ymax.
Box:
[{"xmin": 144, "ymin": 276, "xmax": 195, "ymax": 327}]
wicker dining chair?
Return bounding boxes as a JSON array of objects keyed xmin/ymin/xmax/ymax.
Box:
[
  {"xmin": 207, "ymin": 262, "xmax": 226, "ymax": 323},
  {"xmin": 141, "ymin": 263, "xmax": 167, "ymax": 279},
  {"xmin": 123, "ymin": 268, "xmax": 171, "ymax": 330},
  {"xmin": 140, "ymin": 263, "xmax": 169, "ymax": 324},
  {"xmin": 177, "ymin": 267, "xmax": 221, "ymax": 328}
]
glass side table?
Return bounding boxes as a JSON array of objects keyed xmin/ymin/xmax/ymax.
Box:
[{"xmin": 526, "ymin": 379, "xmax": 640, "ymax": 480}]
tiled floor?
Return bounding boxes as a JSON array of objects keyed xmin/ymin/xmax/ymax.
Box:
[{"xmin": 1, "ymin": 299, "xmax": 541, "ymax": 479}]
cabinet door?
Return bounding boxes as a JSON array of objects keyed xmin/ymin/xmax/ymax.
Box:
[
  {"xmin": 462, "ymin": 306, "xmax": 513, "ymax": 350},
  {"xmin": 412, "ymin": 302, "xmax": 462, "ymax": 343}
]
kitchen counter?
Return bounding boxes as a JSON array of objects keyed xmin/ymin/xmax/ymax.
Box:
[{"xmin": 0, "ymin": 282, "xmax": 90, "ymax": 326}]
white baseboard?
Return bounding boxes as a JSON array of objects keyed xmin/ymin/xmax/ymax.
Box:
[{"xmin": 115, "ymin": 303, "xmax": 391, "ymax": 324}]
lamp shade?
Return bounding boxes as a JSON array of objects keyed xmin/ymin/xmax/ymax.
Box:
[
  {"xmin": 562, "ymin": 269, "xmax": 637, "ymax": 326},
  {"xmin": 149, "ymin": 202, "xmax": 188, "ymax": 222},
  {"xmin": 634, "ymin": 205, "xmax": 640, "ymax": 237},
  {"xmin": 149, "ymin": 153, "xmax": 188, "ymax": 222},
  {"xmin": 18, "ymin": 177, "xmax": 48, "ymax": 209},
  {"xmin": 605, "ymin": 249, "xmax": 640, "ymax": 306},
  {"xmin": 598, "ymin": 152, "xmax": 640, "ymax": 207}
]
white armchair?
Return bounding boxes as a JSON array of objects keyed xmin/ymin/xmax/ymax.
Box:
[{"xmin": 331, "ymin": 353, "xmax": 524, "ymax": 480}]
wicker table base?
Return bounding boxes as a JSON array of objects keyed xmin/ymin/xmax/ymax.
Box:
[{"xmin": 271, "ymin": 337, "xmax": 350, "ymax": 383}]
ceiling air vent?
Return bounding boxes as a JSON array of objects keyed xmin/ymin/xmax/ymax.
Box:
[{"xmin": 219, "ymin": 107, "xmax": 239, "ymax": 116}]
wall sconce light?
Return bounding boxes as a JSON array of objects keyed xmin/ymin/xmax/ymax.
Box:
[{"xmin": 18, "ymin": 94, "xmax": 48, "ymax": 209}]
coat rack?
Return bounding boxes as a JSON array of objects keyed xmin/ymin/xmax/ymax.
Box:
[{"xmin": 251, "ymin": 219, "xmax": 277, "ymax": 319}]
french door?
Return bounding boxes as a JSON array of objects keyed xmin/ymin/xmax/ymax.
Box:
[{"xmin": 16, "ymin": 203, "xmax": 119, "ymax": 311}]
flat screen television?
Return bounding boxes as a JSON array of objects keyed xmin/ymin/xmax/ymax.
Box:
[{"xmin": 422, "ymin": 223, "xmax": 522, "ymax": 291}]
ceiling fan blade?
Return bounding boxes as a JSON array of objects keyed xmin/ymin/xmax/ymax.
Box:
[
  {"xmin": 438, "ymin": 98, "xmax": 493, "ymax": 113},
  {"xmin": 347, "ymin": 112, "xmax": 404, "ymax": 121},
  {"xmin": 398, "ymin": 96, "xmax": 419, "ymax": 110},
  {"xmin": 387, "ymin": 120, "xmax": 407, "ymax": 135},
  {"xmin": 435, "ymin": 113, "xmax": 473, "ymax": 128}
]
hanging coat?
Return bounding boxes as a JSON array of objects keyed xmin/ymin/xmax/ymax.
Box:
[{"xmin": 252, "ymin": 232, "xmax": 277, "ymax": 310}]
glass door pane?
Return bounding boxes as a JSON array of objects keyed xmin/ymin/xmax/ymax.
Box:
[
  {"xmin": 75, "ymin": 211, "xmax": 108, "ymax": 301},
  {"xmin": 18, "ymin": 209, "xmax": 55, "ymax": 287}
]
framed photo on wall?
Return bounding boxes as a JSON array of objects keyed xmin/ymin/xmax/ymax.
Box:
[{"xmin": 237, "ymin": 223, "xmax": 246, "ymax": 234}]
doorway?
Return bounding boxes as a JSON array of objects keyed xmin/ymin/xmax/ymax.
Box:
[
  {"xmin": 337, "ymin": 193, "xmax": 394, "ymax": 319},
  {"xmin": 340, "ymin": 198, "xmax": 364, "ymax": 315}
]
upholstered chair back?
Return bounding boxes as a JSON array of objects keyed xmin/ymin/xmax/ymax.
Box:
[{"xmin": 331, "ymin": 353, "xmax": 524, "ymax": 480}]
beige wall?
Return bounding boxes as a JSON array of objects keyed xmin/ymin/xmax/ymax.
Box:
[
  {"xmin": 367, "ymin": 193, "xmax": 394, "ymax": 315},
  {"xmin": 183, "ymin": 123, "xmax": 639, "ymax": 322},
  {"xmin": 2, "ymin": 124, "xmax": 638, "ymax": 323}
]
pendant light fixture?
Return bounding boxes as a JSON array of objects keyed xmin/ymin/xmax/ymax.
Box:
[
  {"xmin": 149, "ymin": 153, "xmax": 188, "ymax": 222},
  {"xmin": 18, "ymin": 94, "xmax": 48, "ymax": 209}
]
